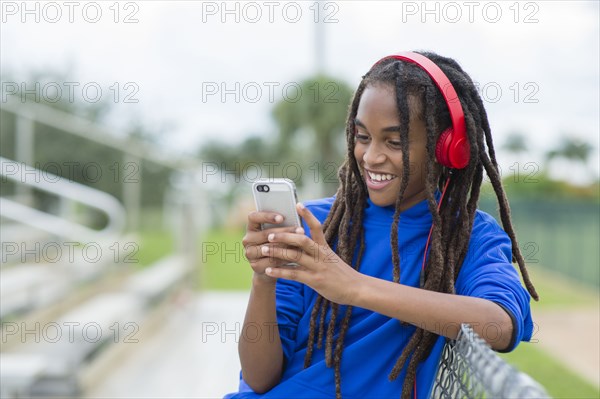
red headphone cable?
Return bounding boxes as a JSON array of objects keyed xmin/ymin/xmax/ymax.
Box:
[{"xmin": 420, "ymin": 175, "xmax": 452, "ymax": 287}]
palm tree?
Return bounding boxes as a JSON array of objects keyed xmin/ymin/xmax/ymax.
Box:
[
  {"xmin": 545, "ymin": 134, "xmax": 595, "ymax": 181},
  {"xmin": 272, "ymin": 75, "xmax": 353, "ymax": 195},
  {"xmin": 502, "ymin": 131, "xmax": 528, "ymax": 155},
  {"xmin": 546, "ymin": 136, "xmax": 593, "ymax": 163}
]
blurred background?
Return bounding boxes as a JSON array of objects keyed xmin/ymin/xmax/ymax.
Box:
[{"xmin": 0, "ymin": 1, "xmax": 598, "ymax": 398}]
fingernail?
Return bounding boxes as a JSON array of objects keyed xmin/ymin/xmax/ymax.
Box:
[
  {"xmin": 274, "ymin": 215, "xmax": 283, "ymax": 223},
  {"xmin": 297, "ymin": 202, "xmax": 305, "ymax": 210},
  {"xmin": 261, "ymin": 246, "xmax": 269, "ymax": 255},
  {"xmin": 295, "ymin": 227, "xmax": 304, "ymax": 234},
  {"xmin": 265, "ymin": 267, "xmax": 272, "ymax": 274},
  {"xmin": 268, "ymin": 233, "xmax": 275, "ymax": 241}
]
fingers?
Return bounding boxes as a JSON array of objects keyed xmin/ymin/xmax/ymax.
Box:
[
  {"xmin": 296, "ymin": 203, "xmax": 326, "ymax": 245},
  {"xmin": 265, "ymin": 265, "xmax": 308, "ymax": 283},
  {"xmin": 247, "ymin": 211, "xmax": 285, "ymax": 232},
  {"xmin": 243, "ymin": 222, "xmax": 306, "ymax": 276},
  {"xmin": 260, "ymin": 244, "xmax": 320, "ymax": 269},
  {"xmin": 243, "ymin": 225, "xmax": 302, "ymax": 246},
  {"xmin": 265, "ymin": 231, "xmax": 318, "ymax": 258},
  {"xmin": 249, "ymin": 255, "xmax": 296, "ymax": 272},
  {"xmin": 245, "ymin": 241, "xmax": 298, "ymax": 263},
  {"xmin": 243, "ymin": 226, "xmax": 304, "ymax": 257},
  {"xmin": 243, "ymin": 205, "xmax": 320, "ymax": 281}
]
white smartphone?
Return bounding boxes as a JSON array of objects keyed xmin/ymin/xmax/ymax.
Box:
[{"xmin": 252, "ymin": 178, "xmax": 301, "ymax": 230}]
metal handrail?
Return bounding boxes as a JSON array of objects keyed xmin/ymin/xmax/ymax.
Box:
[
  {"xmin": 1, "ymin": 98, "xmax": 198, "ymax": 170},
  {"xmin": 1, "ymin": 157, "xmax": 126, "ymax": 241},
  {"xmin": 1, "ymin": 98, "xmax": 201, "ymax": 231}
]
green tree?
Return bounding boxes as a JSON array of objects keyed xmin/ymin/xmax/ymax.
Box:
[
  {"xmin": 546, "ymin": 135, "xmax": 594, "ymax": 165},
  {"xmin": 196, "ymin": 75, "xmax": 355, "ymax": 226},
  {"xmin": 502, "ymin": 131, "xmax": 529, "ymax": 155},
  {"xmin": 198, "ymin": 135, "xmax": 276, "ymax": 221},
  {"xmin": 272, "ymin": 75, "xmax": 354, "ymax": 195},
  {"xmin": 545, "ymin": 134, "xmax": 595, "ymax": 182}
]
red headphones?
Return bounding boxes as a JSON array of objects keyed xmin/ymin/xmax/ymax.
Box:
[{"xmin": 372, "ymin": 52, "xmax": 470, "ymax": 169}]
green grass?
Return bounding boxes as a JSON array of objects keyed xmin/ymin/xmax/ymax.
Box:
[
  {"xmin": 501, "ymin": 265, "xmax": 600, "ymax": 398},
  {"xmin": 198, "ymin": 228, "xmax": 253, "ymax": 290},
  {"xmin": 500, "ymin": 343, "xmax": 600, "ymax": 398},
  {"xmin": 134, "ymin": 230, "xmax": 175, "ymax": 268},
  {"xmin": 134, "ymin": 228, "xmax": 251, "ymax": 287},
  {"xmin": 525, "ymin": 265, "xmax": 599, "ymax": 309},
  {"xmin": 134, "ymin": 228, "xmax": 250, "ymax": 289}
]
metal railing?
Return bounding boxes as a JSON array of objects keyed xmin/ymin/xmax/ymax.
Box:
[
  {"xmin": 1, "ymin": 157, "xmax": 126, "ymax": 242},
  {"xmin": 0, "ymin": 97, "xmax": 203, "ymax": 398},
  {"xmin": 1, "ymin": 97, "xmax": 199, "ymax": 231}
]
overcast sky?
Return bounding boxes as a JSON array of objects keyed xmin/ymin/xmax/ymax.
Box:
[{"xmin": 1, "ymin": 0, "xmax": 598, "ymax": 182}]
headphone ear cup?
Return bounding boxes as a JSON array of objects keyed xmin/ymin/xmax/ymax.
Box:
[
  {"xmin": 435, "ymin": 128, "xmax": 454, "ymax": 168},
  {"xmin": 449, "ymin": 136, "xmax": 470, "ymax": 169},
  {"xmin": 436, "ymin": 128, "xmax": 471, "ymax": 169}
]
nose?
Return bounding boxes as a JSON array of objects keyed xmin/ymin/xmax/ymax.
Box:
[{"xmin": 362, "ymin": 142, "xmax": 386, "ymax": 167}]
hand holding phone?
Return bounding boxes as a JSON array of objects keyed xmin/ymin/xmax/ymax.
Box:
[{"xmin": 251, "ymin": 178, "xmax": 302, "ymax": 267}]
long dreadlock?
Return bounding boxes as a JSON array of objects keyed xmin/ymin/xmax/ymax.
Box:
[{"xmin": 302, "ymin": 51, "xmax": 539, "ymax": 399}]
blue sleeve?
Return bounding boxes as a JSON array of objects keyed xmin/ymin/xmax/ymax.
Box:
[
  {"xmin": 455, "ymin": 212, "xmax": 533, "ymax": 352},
  {"xmin": 275, "ymin": 277, "xmax": 304, "ymax": 366}
]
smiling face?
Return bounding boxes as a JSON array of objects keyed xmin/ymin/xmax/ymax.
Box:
[{"xmin": 353, "ymin": 83, "xmax": 430, "ymax": 209}]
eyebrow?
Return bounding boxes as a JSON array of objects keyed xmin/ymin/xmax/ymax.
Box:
[{"xmin": 354, "ymin": 118, "xmax": 402, "ymax": 133}]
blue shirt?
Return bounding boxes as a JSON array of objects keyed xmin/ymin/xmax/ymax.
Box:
[{"xmin": 225, "ymin": 195, "xmax": 533, "ymax": 398}]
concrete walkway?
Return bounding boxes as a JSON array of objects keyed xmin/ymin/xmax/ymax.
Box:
[
  {"xmin": 85, "ymin": 291, "xmax": 249, "ymax": 398},
  {"xmin": 85, "ymin": 291, "xmax": 600, "ymax": 397},
  {"xmin": 533, "ymin": 307, "xmax": 600, "ymax": 389}
]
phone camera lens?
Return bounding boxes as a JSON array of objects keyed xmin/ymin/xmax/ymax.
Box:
[
  {"xmin": 257, "ymin": 185, "xmax": 263, "ymax": 192},
  {"xmin": 264, "ymin": 185, "xmax": 270, "ymax": 192}
]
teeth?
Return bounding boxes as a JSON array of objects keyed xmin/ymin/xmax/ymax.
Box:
[{"xmin": 368, "ymin": 171, "xmax": 396, "ymax": 182}]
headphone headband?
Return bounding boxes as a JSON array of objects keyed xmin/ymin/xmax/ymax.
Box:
[{"xmin": 371, "ymin": 52, "xmax": 470, "ymax": 169}]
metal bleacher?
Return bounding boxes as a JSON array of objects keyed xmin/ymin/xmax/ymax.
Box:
[{"xmin": 0, "ymin": 100, "xmax": 202, "ymax": 398}]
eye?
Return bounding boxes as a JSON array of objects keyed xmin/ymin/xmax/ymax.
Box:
[
  {"xmin": 388, "ymin": 139, "xmax": 402, "ymax": 149},
  {"xmin": 354, "ymin": 129, "xmax": 370, "ymax": 143}
]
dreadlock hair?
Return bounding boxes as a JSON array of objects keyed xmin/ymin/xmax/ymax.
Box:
[{"xmin": 302, "ymin": 51, "xmax": 539, "ymax": 399}]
